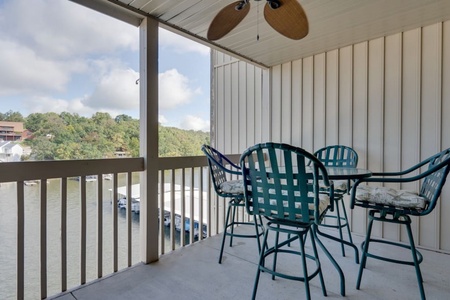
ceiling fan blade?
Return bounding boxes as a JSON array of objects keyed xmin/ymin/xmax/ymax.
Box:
[
  {"xmin": 207, "ymin": 1, "xmax": 250, "ymax": 41},
  {"xmin": 264, "ymin": 0, "xmax": 309, "ymax": 40}
]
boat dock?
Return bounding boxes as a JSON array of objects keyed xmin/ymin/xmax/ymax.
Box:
[{"xmin": 112, "ymin": 183, "xmax": 208, "ymax": 237}]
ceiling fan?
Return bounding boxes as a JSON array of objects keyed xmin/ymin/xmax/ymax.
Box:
[{"xmin": 207, "ymin": 0, "xmax": 308, "ymax": 41}]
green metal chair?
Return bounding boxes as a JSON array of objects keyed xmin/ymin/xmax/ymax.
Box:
[
  {"xmin": 202, "ymin": 144, "xmax": 263, "ymax": 264},
  {"xmin": 240, "ymin": 142, "xmax": 335, "ymax": 300},
  {"xmin": 313, "ymin": 145, "xmax": 358, "ymax": 257},
  {"xmin": 350, "ymin": 148, "xmax": 450, "ymax": 300}
]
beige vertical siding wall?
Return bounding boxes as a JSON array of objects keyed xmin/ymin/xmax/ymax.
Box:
[{"xmin": 212, "ymin": 21, "xmax": 450, "ymax": 253}]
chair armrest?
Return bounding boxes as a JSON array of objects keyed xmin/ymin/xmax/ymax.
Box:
[
  {"xmin": 220, "ymin": 154, "xmax": 241, "ymax": 171},
  {"xmin": 370, "ymin": 151, "xmax": 449, "ymax": 177},
  {"xmin": 213, "ymin": 161, "xmax": 241, "ymax": 176}
]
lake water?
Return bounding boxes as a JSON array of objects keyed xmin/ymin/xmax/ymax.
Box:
[{"xmin": 0, "ymin": 175, "xmax": 195, "ymax": 299}]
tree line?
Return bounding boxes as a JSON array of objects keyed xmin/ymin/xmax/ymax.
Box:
[{"xmin": 0, "ymin": 110, "xmax": 209, "ymax": 160}]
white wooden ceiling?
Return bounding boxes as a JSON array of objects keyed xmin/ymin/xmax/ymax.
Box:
[{"xmin": 90, "ymin": 0, "xmax": 450, "ymax": 68}]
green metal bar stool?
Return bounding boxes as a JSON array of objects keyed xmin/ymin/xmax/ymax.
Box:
[
  {"xmin": 202, "ymin": 144, "xmax": 264, "ymax": 264},
  {"xmin": 313, "ymin": 145, "xmax": 358, "ymax": 258},
  {"xmin": 240, "ymin": 142, "xmax": 337, "ymax": 300},
  {"xmin": 350, "ymin": 147, "xmax": 450, "ymax": 300}
]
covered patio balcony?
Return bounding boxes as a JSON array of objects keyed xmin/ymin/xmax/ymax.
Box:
[{"xmin": 2, "ymin": 0, "xmax": 450, "ymax": 299}]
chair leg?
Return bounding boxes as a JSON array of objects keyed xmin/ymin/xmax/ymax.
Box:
[
  {"xmin": 313, "ymin": 224, "xmax": 346, "ymax": 296},
  {"xmin": 356, "ymin": 215, "xmax": 375, "ymax": 289},
  {"xmin": 272, "ymin": 228, "xmax": 280, "ymax": 280},
  {"xmin": 252, "ymin": 228, "xmax": 269, "ymax": 300},
  {"xmin": 405, "ymin": 221, "xmax": 426, "ymax": 300},
  {"xmin": 219, "ymin": 201, "xmax": 233, "ymax": 264},
  {"xmin": 310, "ymin": 230, "xmax": 327, "ymax": 297},
  {"xmin": 340, "ymin": 198, "xmax": 354, "ymax": 245},
  {"xmin": 253, "ymin": 215, "xmax": 263, "ymax": 253},
  {"xmin": 229, "ymin": 202, "xmax": 238, "ymax": 247},
  {"xmin": 298, "ymin": 232, "xmax": 311, "ymax": 300},
  {"xmin": 334, "ymin": 200, "xmax": 346, "ymax": 256},
  {"xmin": 332, "ymin": 195, "xmax": 355, "ymax": 258}
]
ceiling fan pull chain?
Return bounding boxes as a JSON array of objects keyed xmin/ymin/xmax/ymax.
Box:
[{"xmin": 257, "ymin": 1, "xmax": 260, "ymax": 41}]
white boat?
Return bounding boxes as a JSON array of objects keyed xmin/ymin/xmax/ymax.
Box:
[
  {"xmin": 162, "ymin": 210, "xmax": 171, "ymax": 226},
  {"xmin": 114, "ymin": 185, "xmax": 141, "ymax": 213},
  {"xmin": 24, "ymin": 180, "xmax": 38, "ymax": 186},
  {"xmin": 117, "ymin": 196, "xmax": 140, "ymax": 212},
  {"xmin": 70, "ymin": 175, "xmax": 97, "ymax": 182},
  {"xmin": 85, "ymin": 175, "xmax": 97, "ymax": 182},
  {"xmin": 175, "ymin": 215, "xmax": 207, "ymax": 238}
]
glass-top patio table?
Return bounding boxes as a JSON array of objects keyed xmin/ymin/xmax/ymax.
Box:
[{"xmin": 321, "ymin": 166, "xmax": 372, "ymax": 180}]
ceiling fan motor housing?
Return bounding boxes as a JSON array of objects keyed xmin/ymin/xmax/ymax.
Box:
[
  {"xmin": 236, "ymin": 0, "xmax": 280, "ymax": 11},
  {"xmin": 267, "ymin": 0, "xmax": 281, "ymax": 10}
]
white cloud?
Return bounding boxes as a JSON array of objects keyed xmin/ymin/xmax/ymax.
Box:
[
  {"xmin": 159, "ymin": 69, "xmax": 201, "ymax": 110},
  {"xmin": 159, "ymin": 115, "xmax": 168, "ymax": 124},
  {"xmin": 84, "ymin": 68, "xmax": 140, "ymax": 111},
  {"xmin": 0, "ymin": 0, "xmax": 138, "ymax": 59},
  {"xmin": 0, "ymin": 0, "xmax": 139, "ymax": 106},
  {"xmin": 179, "ymin": 115, "xmax": 210, "ymax": 132},
  {"xmin": 23, "ymin": 96, "xmax": 96, "ymax": 116},
  {"xmin": 159, "ymin": 28, "xmax": 210, "ymax": 56},
  {"xmin": 0, "ymin": 40, "xmax": 85, "ymax": 96},
  {"xmin": 0, "ymin": 0, "xmax": 210, "ymax": 130}
]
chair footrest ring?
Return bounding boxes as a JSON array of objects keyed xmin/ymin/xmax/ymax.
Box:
[
  {"xmin": 260, "ymin": 248, "xmax": 322, "ymax": 282},
  {"xmin": 361, "ymin": 238, "xmax": 423, "ymax": 266},
  {"xmin": 225, "ymin": 222, "xmax": 264, "ymax": 239},
  {"xmin": 320, "ymin": 215, "xmax": 348, "ymax": 229}
]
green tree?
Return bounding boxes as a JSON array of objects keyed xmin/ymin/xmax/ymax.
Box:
[
  {"xmin": 30, "ymin": 136, "xmax": 56, "ymax": 160},
  {"xmin": 20, "ymin": 111, "xmax": 209, "ymax": 161},
  {"xmin": 115, "ymin": 114, "xmax": 133, "ymax": 123},
  {"xmin": 1, "ymin": 110, "xmax": 25, "ymax": 122}
]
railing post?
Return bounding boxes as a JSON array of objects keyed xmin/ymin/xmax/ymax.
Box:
[{"xmin": 17, "ymin": 183, "xmax": 24, "ymax": 300}]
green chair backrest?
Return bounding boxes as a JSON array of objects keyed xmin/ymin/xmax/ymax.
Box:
[
  {"xmin": 201, "ymin": 144, "xmax": 241, "ymax": 198},
  {"xmin": 240, "ymin": 143, "xmax": 331, "ymax": 225},
  {"xmin": 420, "ymin": 148, "xmax": 450, "ymax": 214},
  {"xmin": 314, "ymin": 145, "xmax": 358, "ymax": 167}
]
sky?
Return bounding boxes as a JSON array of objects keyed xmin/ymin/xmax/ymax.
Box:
[{"xmin": 0, "ymin": 0, "xmax": 211, "ymax": 131}]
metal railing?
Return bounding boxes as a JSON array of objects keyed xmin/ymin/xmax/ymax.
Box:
[{"xmin": 0, "ymin": 154, "xmax": 248, "ymax": 299}]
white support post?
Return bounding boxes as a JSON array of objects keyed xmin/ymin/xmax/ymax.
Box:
[{"xmin": 139, "ymin": 17, "xmax": 159, "ymax": 263}]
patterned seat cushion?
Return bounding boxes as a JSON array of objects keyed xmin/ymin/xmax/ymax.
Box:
[
  {"xmin": 355, "ymin": 185, "xmax": 428, "ymax": 209},
  {"xmin": 319, "ymin": 180, "xmax": 348, "ymax": 192},
  {"xmin": 219, "ymin": 180, "xmax": 244, "ymax": 194}
]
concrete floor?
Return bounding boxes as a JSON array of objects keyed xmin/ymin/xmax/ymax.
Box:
[{"xmin": 50, "ymin": 226, "xmax": 450, "ymax": 300}]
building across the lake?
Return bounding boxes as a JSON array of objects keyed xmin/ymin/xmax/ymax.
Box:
[
  {"xmin": 0, "ymin": 141, "xmax": 23, "ymax": 162},
  {"xmin": 0, "ymin": 121, "xmax": 31, "ymax": 141}
]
